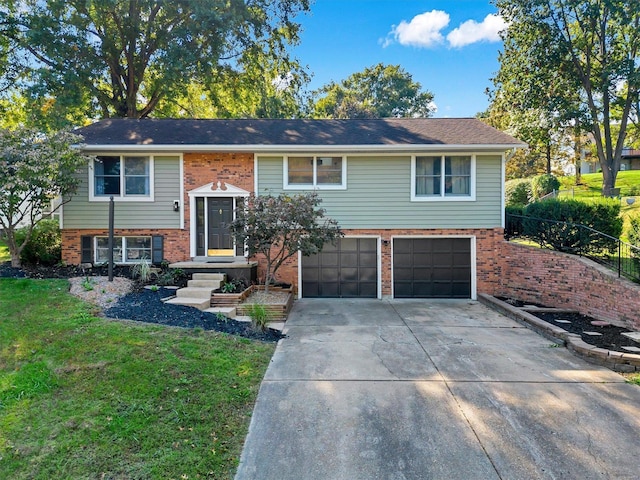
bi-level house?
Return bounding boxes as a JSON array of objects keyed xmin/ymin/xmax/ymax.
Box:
[{"xmin": 62, "ymin": 118, "xmax": 524, "ymax": 299}]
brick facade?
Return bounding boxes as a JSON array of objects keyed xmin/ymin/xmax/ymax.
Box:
[
  {"xmin": 264, "ymin": 228, "xmax": 505, "ymax": 298},
  {"xmin": 182, "ymin": 152, "xmax": 254, "ymax": 238},
  {"xmin": 62, "ymin": 228, "xmax": 189, "ymax": 265},
  {"xmin": 497, "ymin": 241, "xmax": 640, "ymax": 331}
]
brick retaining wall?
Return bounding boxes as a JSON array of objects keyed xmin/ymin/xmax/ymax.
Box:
[{"xmin": 497, "ymin": 241, "xmax": 640, "ymax": 331}]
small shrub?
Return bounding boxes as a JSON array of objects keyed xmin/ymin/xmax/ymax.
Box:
[
  {"xmin": 505, "ymin": 178, "xmax": 532, "ymax": 206},
  {"xmin": 628, "ymin": 215, "xmax": 640, "ymax": 246},
  {"xmin": 627, "ymin": 214, "xmax": 640, "ymax": 267},
  {"xmin": 131, "ymin": 259, "xmax": 153, "ymax": 283},
  {"xmin": 531, "ymin": 174, "xmax": 561, "ymax": 200},
  {"xmin": 523, "ymin": 198, "xmax": 622, "ymax": 254},
  {"xmin": 247, "ymin": 303, "xmax": 271, "ymax": 332},
  {"xmin": 155, "ymin": 266, "xmax": 187, "ymax": 287},
  {"xmin": 219, "ymin": 278, "xmax": 247, "ymax": 293},
  {"xmin": 15, "ymin": 219, "xmax": 61, "ymax": 266},
  {"xmin": 81, "ymin": 277, "xmax": 94, "ymax": 291}
]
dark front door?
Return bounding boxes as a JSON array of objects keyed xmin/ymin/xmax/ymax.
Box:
[
  {"xmin": 302, "ymin": 237, "xmax": 378, "ymax": 298},
  {"xmin": 393, "ymin": 238, "xmax": 471, "ymax": 298},
  {"xmin": 207, "ymin": 198, "xmax": 233, "ymax": 253}
]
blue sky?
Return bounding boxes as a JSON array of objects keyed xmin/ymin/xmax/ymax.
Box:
[{"xmin": 293, "ymin": 0, "xmax": 506, "ymax": 118}]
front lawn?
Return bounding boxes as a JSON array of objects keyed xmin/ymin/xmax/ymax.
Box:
[
  {"xmin": 559, "ymin": 170, "xmax": 640, "ymax": 212},
  {"xmin": 0, "ymin": 278, "xmax": 274, "ymax": 479}
]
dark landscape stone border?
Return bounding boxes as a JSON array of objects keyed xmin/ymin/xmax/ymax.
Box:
[{"xmin": 479, "ymin": 293, "xmax": 640, "ymax": 373}]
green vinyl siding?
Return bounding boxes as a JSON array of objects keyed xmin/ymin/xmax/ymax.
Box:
[
  {"xmin": 256, "ymin": 155, "xmax": 503, "ymax": 229},
  {"xmin": 63, "ymin": 156, "xmax": 181, "ymax": 229}
]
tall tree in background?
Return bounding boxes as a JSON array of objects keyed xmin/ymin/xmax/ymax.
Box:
[
  {"xmin": 310, "ymin": 63, "xmax": 435, "ymax": 119},
  {"xmin": 492, "ymin": 0, "xmax": 639, "ymax": 195},
  {"xmin": 1, "ymin": 0, "xmax": 310, "ymax": 126}
]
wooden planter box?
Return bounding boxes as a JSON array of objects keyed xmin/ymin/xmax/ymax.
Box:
[
  {"xmin": 235, "ymin": 285, "xmax": 295, "ymax": 321},
  {"xmin": 210, "ymin": 286, "xmax": 253, "ymax": 307}
]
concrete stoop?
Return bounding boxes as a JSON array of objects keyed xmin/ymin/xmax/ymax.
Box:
[{"xmin": 164, "ymin": 273, "xmax": 226, "ymax": 311}]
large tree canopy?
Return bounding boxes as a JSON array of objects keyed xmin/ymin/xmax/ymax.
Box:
[
  {"xmin": 310, "ymin": 63, "xmax": 435, "ymax": 119},
  {"xmin": 2, "ymin": 0, "xmax": 310, "ymax": 124},
  {"xmin": 492, "ymin": 0, "xmax": 640, "ymax": 194}
]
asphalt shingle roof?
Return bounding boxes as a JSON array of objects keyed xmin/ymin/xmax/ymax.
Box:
[{"xmin": 75, "ymin": 118, "xmax": 525, "ymax": 148}]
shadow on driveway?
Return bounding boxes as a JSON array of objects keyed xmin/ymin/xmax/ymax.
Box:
[{"xmin": 236, "ymin": 299, "xmax": 640, "ymax": 480}]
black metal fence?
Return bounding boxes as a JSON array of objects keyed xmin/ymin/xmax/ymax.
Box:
[{"xmin": 505, "ymin": 213, "xmax": 640, "ymax": 283}]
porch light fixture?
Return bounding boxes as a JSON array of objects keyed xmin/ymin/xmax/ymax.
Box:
[{"xmin": 173, "ymin": 200, "xmax": 180, "ymax": 212}]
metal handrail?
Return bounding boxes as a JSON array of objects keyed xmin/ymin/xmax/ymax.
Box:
[{"xmin": 505, "ymin": 213, "xmax": 640, "ymax": 283}]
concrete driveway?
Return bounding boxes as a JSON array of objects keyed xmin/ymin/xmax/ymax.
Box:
[{"xmin": 235, "ymin": 299, "xmax": 640, "ymax": 480}]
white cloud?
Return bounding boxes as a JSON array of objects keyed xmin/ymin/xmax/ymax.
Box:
[
  {"xmin": 446, "ymin": 14, "xmax": 507, "ymax": 48},
  {"xmin": 386, "ymin": 10, "xmax": 450, "ymax": 48},
  {"xmin": 384, "ymin": 11, "xmax": 507, "ymax": 49}
]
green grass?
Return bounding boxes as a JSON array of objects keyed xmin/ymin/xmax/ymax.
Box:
[
  {"xmin": 0, "ymin": 278, "xmax": 275, "ymax": 479},
  {"xmin": 558, "ymin": 170, "xmax": 640, "ymax": 240},
  {"xmin": 559, "ymin": 170, "xmax": 640, "ymax": 208},
  {"xmin": 624, "ymin": 373, "xmax": 640, "ymax": 386}
]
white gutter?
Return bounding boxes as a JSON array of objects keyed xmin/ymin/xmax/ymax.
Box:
[{"xmin": 79, "ymin": 143, "xmax": 527, "ymax": 154}]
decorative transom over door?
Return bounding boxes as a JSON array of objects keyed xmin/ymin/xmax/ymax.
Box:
[{"xmin": 207, "ymin": 197, "xmax": 233, "ymax": 255}]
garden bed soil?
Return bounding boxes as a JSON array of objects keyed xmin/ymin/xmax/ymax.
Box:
[
  {"xmin": 103, "ymin": 287, "xmax": 285, "ymax": 343},
  {"xmin": 498, "ymin": 297, "xmax": 638, "ymax": 353},
  {"xmin": 236, "ymin": 287, "xmax": 294, "ymax": 321}
]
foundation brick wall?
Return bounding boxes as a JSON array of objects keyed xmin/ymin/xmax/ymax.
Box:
[
  {"xmin": 260, "ymin": 228, "xmax": 505, "ymax": 297},
  {"xmin": 62, "ymin": 229, "xmax": 189, "ymax": 265},
  {"xmin": 497, "ymin": 241, "xmax": 640, "ymax": 331}
]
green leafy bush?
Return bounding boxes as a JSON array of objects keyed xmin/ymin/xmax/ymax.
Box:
[
  {"xmin": 531, "ymin": 174, "xmax": 561, "ymax": 200},
  {"xmin": 627, "ymin": 214, "xmax": 640, "ymax": 266},
  {"xmin": 505, "ymin": 205, "xmax": 525, "ymax": 238},
  {"xmin": 628, "ymin": 215, "xmax": 640, "ymax": 246},
  {"xmin": 505, "ymin": 178, "xmax": 532, "ymax": 206},
  {"xmin": 523, "ymin": 198, "xmax": 622, "ymax": 254},
  {"xmin": 15, "ymin": 219, "xmax": 61, "ymax": 265}
]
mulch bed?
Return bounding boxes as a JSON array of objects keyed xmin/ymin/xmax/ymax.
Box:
[
  {"xmin": 1, "ymin": 262, "xmax": 285, "ymax": 343},
  {"xmin": 499, "ymin": 297, "xmax": 638, "ymax": 353},
  {"xmin": 103, "ymin": 288, "xmax": 285, "ymax": 342},
  {"xmin": 530, "ymin": 311, "xmax": 637, "ymax": 353}
]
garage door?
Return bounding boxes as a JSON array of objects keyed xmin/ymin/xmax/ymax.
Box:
[
  {"xmin": 393, "ymin": 238, "xmax": 471, "ymax": 298},
  {"xmin": 302, "ymin": 237, "xmax": 378, "ymax": 298}
]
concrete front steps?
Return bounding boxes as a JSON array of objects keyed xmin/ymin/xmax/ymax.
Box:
[{"xmin": 165, "ymin": 273, "xmax": 226, "ymax": 311}]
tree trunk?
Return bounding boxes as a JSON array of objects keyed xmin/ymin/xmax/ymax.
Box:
[
  {"xmin": 546, "ymin": 143, "xmax": 552, "ymax": 174},
  {"xmin": 574, "ymin": 130, "xmax": 581, "ymax": 185},
  {"xmin": 11, "ymin": 253, "xmax": 21, "ymax": 268},
  {"xmin": 601, "ymin": 163, "xmax": 617, "ymax": 197}
]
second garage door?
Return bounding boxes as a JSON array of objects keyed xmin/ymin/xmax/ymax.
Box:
[
  {"xmin": 302, "ymin": 237, "xmax": 378, "ymax": 298},
  {"xmin": 393, "ymin": 238, "xmax": 472, "ymax": 298}
]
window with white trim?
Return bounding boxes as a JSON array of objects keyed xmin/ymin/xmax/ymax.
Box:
[
  {"xmin": 412, "ymin": 155, "xmax": 474, "ymax": 201},
  {"xmin": 91, "ymin": 155, "xmax": 153, "ymax": 200},
  {"xmin": 284, "ymin": 156, "xmax": 346, "ymax": 189},
  {"xmin": 95, "ymin": 236, "xmax": 151, "ymax": 264}
]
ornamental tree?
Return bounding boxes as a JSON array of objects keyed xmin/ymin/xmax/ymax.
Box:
[
  {"xmin": 0, "ymin": 128, "xmax": 92, "ymax": 267},
  {"xmin": 228, "ymin": 192, "xmax": 342, "ymax": 292}
]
